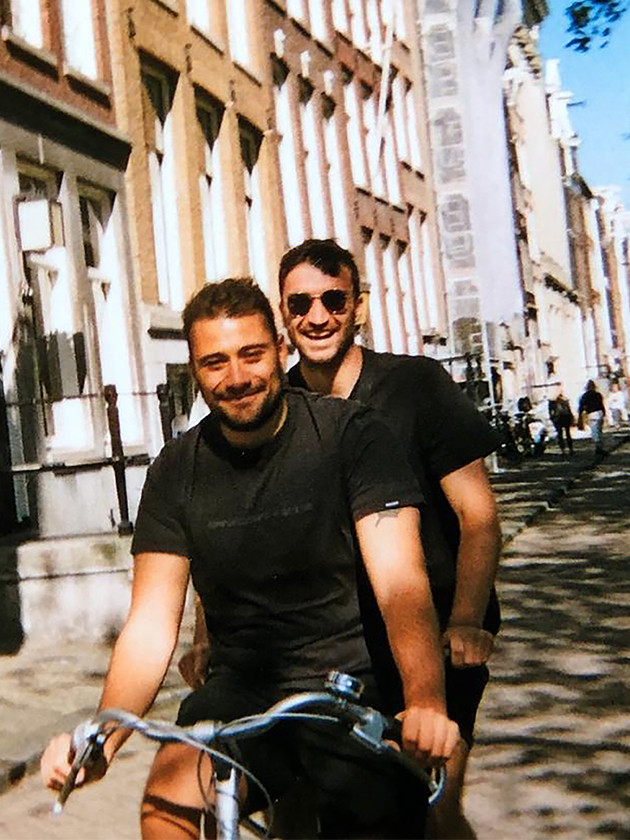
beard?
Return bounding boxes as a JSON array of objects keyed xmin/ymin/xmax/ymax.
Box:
[
  {"xmin": 210, "ymin": 383, "xmax": 284, "ymax": 432},
  {"xmin": 291, "ymin": 318, "xmax": 357, "ymax": 369}
]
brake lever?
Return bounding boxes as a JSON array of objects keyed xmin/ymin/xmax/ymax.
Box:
[{"xmin": 349, "ymin": 709, "xmax": 446, "ymax": 806}]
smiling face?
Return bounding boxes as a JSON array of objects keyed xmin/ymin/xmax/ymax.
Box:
[
  {"xmin": 280, "ymin": 263, "xmax": 358, "ymax": 367},
  {"xmin": 189, "ymin": 313, "xmax": 284, "ymax": 433}
]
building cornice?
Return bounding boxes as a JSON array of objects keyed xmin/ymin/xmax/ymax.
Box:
[{"xmin": 0, "ymin": 70, "xmax": 131, "ymax": 170}]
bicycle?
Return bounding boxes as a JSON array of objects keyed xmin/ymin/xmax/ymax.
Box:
[{"xmin": 53, "ymin": 670, "xmax": 446, "ymax": 839}]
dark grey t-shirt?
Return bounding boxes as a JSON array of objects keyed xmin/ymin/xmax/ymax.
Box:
[{"xmin": 131, "ymin": 389, "xmax": 423, "ymax": 688}]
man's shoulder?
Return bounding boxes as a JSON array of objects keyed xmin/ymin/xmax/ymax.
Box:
[
  {"xmin": 363, "ymin": 350, "xmax": 458, "ymax": 406},
  {"xmin": 150, "ymin": 425, "xmax": 200, "ymax": 469},
  {"xmin": 366, "ymin": 348, "xmax": 448, "ymax": 380}
]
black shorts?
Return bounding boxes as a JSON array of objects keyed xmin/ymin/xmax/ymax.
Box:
[
  {"xmin": 444, "ymin": 659, "xmax": 489, "ymax": 748},
  {"xmin": 367, "ymin": 652, "xmax": 489, "ymax": 750},
  {"xmin": 176, "ymin": 667, "xmax": 428, "ymax": 839}
]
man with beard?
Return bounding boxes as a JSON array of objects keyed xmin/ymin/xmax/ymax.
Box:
[
  {"xmin": 279, "ymin": 240, "xmax": 502, "ymax": 840},
  {"xmin": 41, "ymin": 278, "xmax": 459, "ymax": 840}
]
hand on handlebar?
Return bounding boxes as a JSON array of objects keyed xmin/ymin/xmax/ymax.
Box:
[
  {"xmin": 40, "ymin": 731, "xmax": 108, "ymax": 793},
  {"xmin": 397, "ymin": 706, "xmax": 460, "ymax": 768},
  {"xmin": 178, "ymin": 642, "xmax": 210, "ymax": 690},
  {"xmin": 443, "ymin": 625, "xmax": 494, "ymax": 667}
]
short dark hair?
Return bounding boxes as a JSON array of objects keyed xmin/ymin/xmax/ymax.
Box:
[
  {"xmin": 182, "ymin": 278, "xmax": 278, "ymax": 347},
  {"xmin": 278, "ymin": 239, "xmax": 360, "ymax": 298}
]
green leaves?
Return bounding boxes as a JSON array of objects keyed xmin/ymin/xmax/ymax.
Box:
[{"xmin": 565, "ymin": 1, "xmax": 628, "ymax": 51}]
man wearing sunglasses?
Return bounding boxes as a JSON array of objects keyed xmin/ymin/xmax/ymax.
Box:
[
  {"xmin": 42, "ymin": 278, "xmax": 459, "ymax": 839},
  {"xmin": 280, "ymin": 239, "xmax": 502, "ymax": 840}
]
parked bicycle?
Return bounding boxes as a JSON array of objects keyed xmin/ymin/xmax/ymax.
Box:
[{"xmin": 53, "ymin": 671, "xmax": 445, "ymax": 840}]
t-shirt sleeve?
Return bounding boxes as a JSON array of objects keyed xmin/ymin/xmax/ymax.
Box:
[
  {"xmin": 340, "ymin": 404, "xmax": 424, "ymax": 520},
  {"xmin": 415, "ymin": 361, "xmax": 500, "ymax": 479},
  {"xmin": 131, "ymin": 439, "xmax": 190, "ymax": 558}
]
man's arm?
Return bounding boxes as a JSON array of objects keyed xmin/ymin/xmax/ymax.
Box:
[
  {"xmin": 178, "ymin": 593, "xmax": 211, "ymax": 689},
  {"xmin": 41, "ymin": 552, "xmax": 189, "ymax": 789},
  {"xmin": 439, "ymin": 459, "xmax": 502, "ymax": 668},
  {"xmin": 355, "ymin": 506, "xmax": 459, "ymax": 765}
]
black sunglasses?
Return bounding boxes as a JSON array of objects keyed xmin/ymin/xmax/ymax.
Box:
[{"xmin": 286, "ymin": 289, "xmax": 349, "ymax": 318}]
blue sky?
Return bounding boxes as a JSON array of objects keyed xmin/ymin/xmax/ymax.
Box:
[{"xmin": 538, "ymin": 3, "xmax": 630, "ymax": 207}]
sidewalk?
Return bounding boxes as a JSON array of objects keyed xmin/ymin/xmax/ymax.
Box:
[
  {"xmin": 490, "ymin": 428, "xmax": 630, "ymax": 544},
  {"xmin": 1, "ymin": 427, "xmax": 628, "ymax": 797}
]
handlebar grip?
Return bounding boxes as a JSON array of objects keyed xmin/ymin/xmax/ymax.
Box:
[
  {"xmin": 381, "ymin": 715, "xmax": 402, "ymax": 744},
  {"xmin": 52, "ymin": 721, "xmax": 104, "ymax": 815},
  {"xmin": 375, "ymin": 715, "xmax": 446, "ymax": 806},
  {"xmin": 53, "ymin": 759, "xmax": 82, "ymax": 815}
]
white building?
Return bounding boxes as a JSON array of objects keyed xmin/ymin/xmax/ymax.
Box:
[{"xmin": 420, "ymin": 0, "xmax": 548, "ymax": 405}]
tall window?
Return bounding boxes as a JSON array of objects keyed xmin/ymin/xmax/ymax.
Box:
[
  {"xmin": 393, "ymin": 0, "xmax": 406, "ymax": 41},
  {"xmin": 405, "ymin": 82, "xmax": 423, "ymax": 170},
  {"xmin": 381, "ymin": 236, "xmax": 405, "ymax": 353},
  {"xmin": 227, "ymin": 0, "xmax": 250, "ymax": 68},
  {"xmin": 273, "ymin": 61, "xmax": 305, "ymax": 247},
  {"xmin": 287, "ymin": 0, "xmax": 306, "ymax": 21},
  {"xmin": 18, "ymin": 162, "xmax": 94, "ymax": 450},
  {"xmin": 349, "ymin": 0, "xmax": 368, "ymax": 50},
  {"xmin": 343, "ymin": 73, "xmax": 368, "ymax": 188},
  {"xmin": 364, "ymin": 229, "xmax": 387, "ymax": 350},
  {"xmin": 366, "ymin": 0, "xmax": 382, "ymax": 63},
  {"xmin": 299, "ymin": 79, "xmax": 328, "ymax": 238},
  {"xmin": 362, "ymin": 85, "xmax": 385, "ymax": 198},
  {"xmin": 332, "ymin": 0, "xmax": 349, "ymax": 34},
  {"xmin": 383, "ymin": 116, "xmax": 401, "ymax": 204},
  {"xmin": 380, "ymin": 0, "xmax": 406, "ymax": 42},
  {"xmin": 392, "ymin": 74, "xmax": 409, "ymax": 163},
  {"xmin": 78, "ymin": 189, "xmax": 108, "ymax": 271},
  {"xmin": 61, "ymin": 0, "xmax": 98, "ymax": 78},
  {"xmin": 186, "ymin": 0, "xmax": 210, "ymax": 33},
  {"xmin": 141, "ymin": 62, "xmax": 183, "ymax": 309},
  {"xmin": 240, "ymin": 120, "xmax": 268, "ymax": 290},
  {"xmin": 78, "ymin": 183, "xmax": 135, "ymax": 424},
  {"xmin": 322, "ymin": 96, "xmax": 350, "ymax": 247},
  {"xmin": 9, "ymin": 0, "xmax": 44, "ymax": 48},
  {"xmin": 397, "ymin": 241, "xmax": 420, "ymax": 354},
  {"xmin": 197, "ymin": 96, "xmax": 226, "ymax": 281},
  {"xmin": 308, "ymin": 0, "xmax": 328, "ymax": 42},
  {"xmin": 409, "ymin": 210, "xmax": 439, "ymax": 331}
]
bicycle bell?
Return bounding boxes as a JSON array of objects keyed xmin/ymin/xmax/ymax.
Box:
[{"xmin": 325, "ymin": 671, "xmax": 364, "ymax": 700}]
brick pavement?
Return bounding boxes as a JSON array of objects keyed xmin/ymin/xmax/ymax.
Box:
[
  {"xmin": 0, "ymin": 427, "xmax": 628, "ymax": 838},
  {"xmin": 466, "ymin": 434, "xmax": 630, "ymax": 838}
]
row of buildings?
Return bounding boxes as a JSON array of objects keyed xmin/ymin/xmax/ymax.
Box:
[{"xmin": 1, "ymin": 0, "xmax": 628, "ymax": 540}]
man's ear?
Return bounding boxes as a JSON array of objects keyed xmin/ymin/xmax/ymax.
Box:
[
  {"xmin": 279, "ymin": 298, "xmax": 290, "ymax": 330},
  {"xmin": 354, "ymin": 291, "xmax": 369, "ymax": 329},
  {"xmin": 277, "ymin": 333, "xmax": 288, "ymax": 369}
]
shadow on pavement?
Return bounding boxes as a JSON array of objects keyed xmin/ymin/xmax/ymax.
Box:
[
  {"xmin": 0, "ymin": 547, "xmax": 24, "ymax": 655},
  {"xmin": 469, "ymin": 443, "xmax": 630, "ymax": 839}
]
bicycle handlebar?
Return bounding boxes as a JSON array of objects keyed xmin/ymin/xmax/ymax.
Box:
[{"xmin": 54, "ymin": 680, "xmax": 446, "ymax": 816}]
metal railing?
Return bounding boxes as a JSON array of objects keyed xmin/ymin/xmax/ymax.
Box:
[{"xmin": 0, "ymin": 383, "xmax": 180, "ymax": 537}]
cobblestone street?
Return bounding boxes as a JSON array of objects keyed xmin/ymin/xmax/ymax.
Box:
[
  {"xmin": 466, "ymin": 439, "xmax": 630, "ymax": 838},
  {"xmin": 1, "ymin": 434, "xmax": 629, "ymax": 838}
]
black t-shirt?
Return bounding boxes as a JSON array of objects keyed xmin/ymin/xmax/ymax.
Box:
[
  {"xmin": 289, "ymin": 349, "xmax": 501, "ymax": 633},
  {"xmin": 131, "ymin": 388, "xmax": 423, "ymax": 689},
  {"xmin": 578, "ymin": 390, "xmax": 604, "ymax": 414}
]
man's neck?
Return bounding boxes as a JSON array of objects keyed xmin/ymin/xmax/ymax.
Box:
[
  {"xmin": 220, "ymin": 397, "xmax": 288, "ymax": 449},
  {"xmin": 299, "ymin": 343, "xmax": 363, "ymax": 398}
]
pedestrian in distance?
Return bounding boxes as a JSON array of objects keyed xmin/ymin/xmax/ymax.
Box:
[
  {"xmin": 548, "ymin": 387, "xmax": 575, "ymax": 456},
  {"xmin": 578, "ymin": 379, "xmax": 606, "ymax": 455},
  {"xmin": 41, "ymin": 278, "xmax": 459, "ymax": 840},
  {"xmin": 278, "ymin": 239, "xmax": 503, "ymax": 840},
  {"xmin": 607, "ymin": 381, "xmax": 627, "ymax": 427}
]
